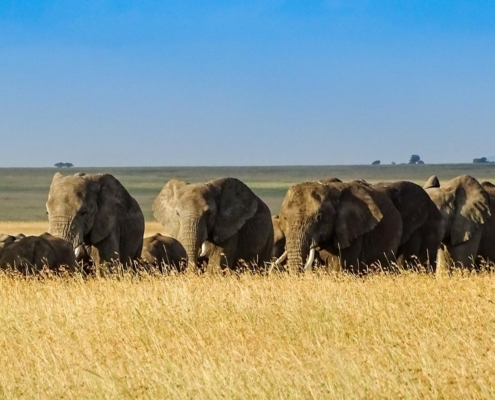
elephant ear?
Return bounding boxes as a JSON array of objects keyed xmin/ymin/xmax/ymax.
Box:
[
  {"xmin": 450, "ymin": 176, "xmax": 491, "ymax": 245},
  {"xmin": 211, "ymin": 178, "xmax": 258, "ymax": 244},
  {"xmin": 334, "ymin": 184, "xmax": 384, "ymax": 249},
  {"xmin": 382, "ymin": 182, "xmax": 430, "ymax": 245},
  {"xmin": 152, "ymin": 179, "xmax": 188, "ymax": 238},
  {"xmin": 482, "ymin": 181, "xmax": 495, "ymax": 193},
  {"xmin": 90, "ymin": 174, "xmax": 133, "ymax": 244},
  {"xmin": 424, "ymin": 176, "xmax": 440, "ymax": 189}
]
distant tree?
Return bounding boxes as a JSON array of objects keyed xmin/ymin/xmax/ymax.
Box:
[
  {"xmin": 54, "ymin": 162, "xmax": 74, "ymax": 168},
  {"xmin": 418, "ymin": 160, "xmax": 425, "ymax": 165},
  {"xmin": 473, "ymin": 157, "xmax": 488, "ymax": 164},
  {"xmin": 371, "ymin": 160, "xmax": 381, "ymax": 165},
  {"xmin": 408, "ymin": 155, "xmax": 421, "ymax": 164},
  {"xmin": 391, "ymin": 162, "xmax": 396, "ymax": 165}
]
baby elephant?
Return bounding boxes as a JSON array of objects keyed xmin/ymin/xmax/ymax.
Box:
[
  {"xmin": 141, "ymin": 234, "xmax": 187, "ymax": 271},
  {"xmin": 0, "ymin": 233, "xmax": 77, "ymax": 274}
]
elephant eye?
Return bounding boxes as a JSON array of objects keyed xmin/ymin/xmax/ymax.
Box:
[
  {"xmin": 79, "ymin": 208, "xmax": 88, "ymax": 217},
  {"xmin": 315, "ymin": 213, "xmax": 322, "ymax": 222}
]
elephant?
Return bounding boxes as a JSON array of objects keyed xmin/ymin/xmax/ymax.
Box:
[
  {"xmin": 153, "ymin": 177, "xmax": 273, "ymax": 270},
  {"xmin": 0, "ymin": 233, "xmax": 77, "ymax": 274},
  {"xmin": 46, "ymin": 172, "xmax": 145, "ymax": 267},
  {"xmin": 423, "ymin": 175, "xmax": 491, "ymax": 269},
  {"xmin": 278, "ymin": 179, "xmax": 403, "ymax": 274},
  {"xmin": 141, "ymin": 233, "xmax": 187, "ymax": 271},
  {"xmin": 373, "ymin": 181, "xmax": 444, "ymax": 272},
  {"xmin": 477, "ymin": 181, "xmax": 495, "ymax": 264},
  {"xmin": 271, "ymin": 215, "xmax": 286, "ymax": 260}
]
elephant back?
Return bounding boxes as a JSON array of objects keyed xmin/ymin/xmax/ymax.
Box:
[
  {"xmin": 0, "ymin": 234, "xmax": 77, "ymax": 274},
  {"xmin": 141, "ymin": 233, "xmax": 187, "ymax": 269}
]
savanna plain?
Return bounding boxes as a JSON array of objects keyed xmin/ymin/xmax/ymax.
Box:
[{"xmin": 1, "ymin": 164, "xmax": 495, "ymax": 399}]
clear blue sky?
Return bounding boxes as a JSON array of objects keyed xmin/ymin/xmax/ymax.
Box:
[{"xmin": 1, "ymin": 1, "xmax": 494, "ymax": 167}]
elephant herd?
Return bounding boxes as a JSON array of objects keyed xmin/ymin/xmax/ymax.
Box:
[{"xmin": 0, "ymin": 171, "xmax": 494, "ymax": 275}]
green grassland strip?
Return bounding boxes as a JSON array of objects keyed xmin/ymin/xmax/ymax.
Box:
[{"xmin": 1, "ymin": 165, "xmax": 494, "ymax": 222}]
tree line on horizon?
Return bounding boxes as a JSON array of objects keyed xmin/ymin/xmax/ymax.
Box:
[
  {"xmin": 372, "ymin": 155, "xmax": 425, "ymax": 166},
  {"xmin": 372, "ymin": 154, "xmax": 494, "ymax": 165}
]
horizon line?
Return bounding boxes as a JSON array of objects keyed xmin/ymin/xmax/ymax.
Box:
[{"xmin": 1, "ymin": 162, "xmax": 495, "ymax": 169}]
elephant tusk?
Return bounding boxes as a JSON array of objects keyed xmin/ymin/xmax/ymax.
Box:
[
  {"xmin": 199, "ymin": 242, "xmax": 208, "ymax": 257},
  {"xmin": 304, "ymin": 248, "xmax": 316, "ymax": 271},
  {"xmin": 74, "ymin": 245, "xmax": 83, "ymax": 258},
  {"xmin": 275, "ymin": 251, "xmax": 288, "ymax": 264}
]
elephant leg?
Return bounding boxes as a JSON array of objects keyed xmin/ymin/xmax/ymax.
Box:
[
  {"xmin": 339, "ymin": 237, "xmax": 363, "ymax": 274},
  {"xmin": 478, "ymin": 219, "xmax": 495, "ymax": 268},
  {"xmin": 446, "ymin": 229, "xmax": 483, "ymax": 270},
  {"xmin": 93, "ymin": 236, "xmax": 121, "ymax": 274},
  {"xmin": 318, "ymin": 248, "xmax": 341, "ymax": 273},
  {"xmin": 208, "ymin": 233, "xmax": 239, "ymax": 270},
  {"xmin": 418, "ymin": 230, "xmax": 442, "ymax": 274},
  {"xmin": 397, "ymin": 231, "xmax": 422, "ymax": 271},
  {"xmin": 237, "ymin": 204, "xmax": 274, "ymax": 270}
]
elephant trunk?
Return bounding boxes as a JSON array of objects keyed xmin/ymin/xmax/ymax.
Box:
[
  {"xmin": 178, "ymin": 215, "xmax": 205, "ymax": 267},
  {"xmin": 286, "ymin": 225, "xmax": 313, "ymax": 272},
  {"xmin": 48, "ymin": 215, "xmax": 83, "ymax": 249}
]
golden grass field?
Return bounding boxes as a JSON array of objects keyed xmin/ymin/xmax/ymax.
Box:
[
  {"xmin": 1, "ymin": 270, "xmax": 494, "ymax": 398},
  {"xmin": 1, "ymin": 166, "xmax": 495, "ymax": 398}
]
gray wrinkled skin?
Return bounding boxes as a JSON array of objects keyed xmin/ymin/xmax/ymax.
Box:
[{"xmin": 46, "ymin": 172, "xmax": 145, "ymax": 267}]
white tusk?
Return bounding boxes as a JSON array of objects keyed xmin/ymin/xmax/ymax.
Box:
[
  {"xmin": 304, "ymin": 248, "xmax": 316, "ymax": 271},
  {"xmin": 74, "ymin": 246, "xmax": 83, "ymax": 258},
  {"xmin": 199, "ymin": 242, "xmax": 208, "ymax": 257},
  {"xmin": 275, "ymin": 251, "xmax": 288, "ymax": 264}
]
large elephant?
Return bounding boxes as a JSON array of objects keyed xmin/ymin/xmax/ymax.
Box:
[
  {"xmin": 423, "ymin": 175, "xmax": 491, "ymax": 269},
  {"xmin": 46, "ymin": 172, "xmax": 145, "ymax": 266},
  {"xmin": 153, "ymin": 177, "xmax": 273, "ymax": 270},
  {"xmin": 278, "ymin": 179, "xmax": 402, "ymax": 274},
  {"xmin": 0, "ymin": 233, "xmax": 77, "ymax": 274},
  {"xmin": 141, "ymin": 233, "xmax": 187, "ymax": 271},
  {"xmin": 373, "ymin": 181, "xmax": 444, "ymax": 272}
]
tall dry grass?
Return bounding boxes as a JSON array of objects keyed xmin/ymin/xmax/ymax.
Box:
[{"xmin": 1, "ymin": 271, "xmax": 494, "ymax": 399}]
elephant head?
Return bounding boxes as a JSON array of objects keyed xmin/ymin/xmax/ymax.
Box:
[
  {"xmin": 152, "ymin": 177, "xmax": 259, "ymax": 266},
  {"xmin": 423, "ymin": 175, "xmax": 491, "ymax": 247},
  {"xmin": 279, "ymin": 180, "xmax": 384, "ymax": 271},
  {"xmin": 46, "ymin": 172, "xmax": 134, "ymax": 255}
]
